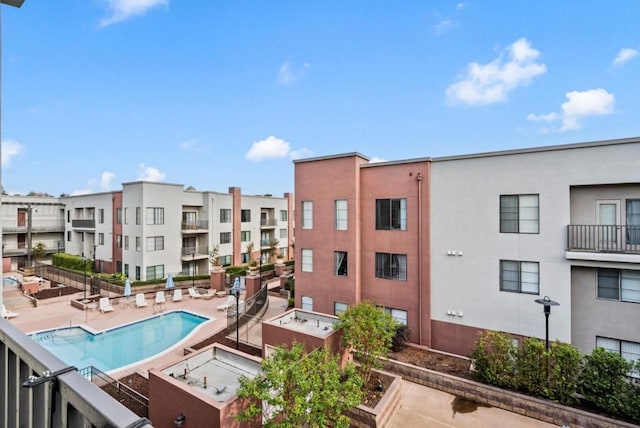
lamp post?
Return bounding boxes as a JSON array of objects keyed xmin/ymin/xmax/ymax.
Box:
[
  {"xmin": 534, "ymin": 296, "xmax": 560, "ymax": 351},
  {"xmin": 56, "ymin": 241, "xmax": 60, "ymax": 254},
  {"xmin": 82, "ymin": 254, "xmax": 87, "ymax": 302},
  {"xmin": 230, "ymin": 277, "xmax": 245, "ymax": 350}
]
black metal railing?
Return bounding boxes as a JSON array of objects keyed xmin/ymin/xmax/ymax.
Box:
[
  {"xmin": 226, "ymin": 282, "xmax": 270, "ymax": 346},
  {"xmin": 567, "ymin": 225, "xmax": 640, "ymax": 254},
  {"xmin": 71, "ymin": 219, "xmax": 96, "ymax": 229},
  {"xmin": 78, "ymin": 366, "xmax": 149, "ymax": 418},
  {"xmin": 181, "ymin": 220, "xmax": 208, "ymax": 231}
]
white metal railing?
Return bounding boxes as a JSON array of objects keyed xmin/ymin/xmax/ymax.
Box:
[{"xmin": 0, "ymin": 318, "xmax": 152, "ymax": 427}]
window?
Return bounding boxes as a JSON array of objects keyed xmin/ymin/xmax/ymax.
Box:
[
  {"xmin": 301, "ymin": 201, "xmax": 313, "ymax": 229},
  {"xmin": 597, "ymin": 269, "xmax": 640, "ymax": 303},
  {"xmin": 596, "ymin": 336, "xmax": 640, "ymax": 377},
  {"xmin": 220, "ymin": 255, "xmax": 231, "ymax": 266},
  {"xmin": 67, "ymin": 210, "xmax": 70, "ymax": 223},
  {"xmin": 116, "ymin": 208, "xmax": 122, "ymax": 225},
  {"xmin": 335, "ymin": 199, "xmax": 348, "ymax": 230},
  {"xmin": 500, "ymin": 194, "xmax": 539, "ymax": 233},
  {"xmin": 334, "ymin": 302, "xmax": 348, "ymax": 316},
  {"xmin": 124, "ymin": 236, "xmax": 129, "ymax": 251},
  {"xmin": 241, "ymin": 209, "xmax": 251, "ymax": 222},
  {"xmin": 98, "ymin": 209, "xmax": 104, "ymax": 224},
  {"xmin": 98, "ymin": 233, "xmax": 104, "ymax": 245},
  {"xmin": 220, "ymin": 209, "xmax": 231, "ymax": 223},
  {"xmin": 627, "ymin": 199, "xmax": 640, "ymax": 244},
  {"xmin": 279, "ymin": 228, "xmax": 288, "ymax": 239},
  {"xmin": 241, "ymin": 252, "xmax": 250, "ymax": 263},
  {"xmin": 124, "ymin": 207, "xmax": 129, "ymax": 224},
  {"xmin": 116, "ymin": 261, "xmax": 122, "ymax": 274},
  {"xmin": 136, "ymin": 237, "xmax": 141, "ymax": 252},
  {"xmin": 124, "ymin": 264, "xmax": 129, "ymax": 277},
  {"xmin": 220, "ymin": 232, "xmax": 231, "ymax": 244},
  {"xmin": 146, "ymin": 207, "xmax": 164, "ymax": 225},
  {"xmin": 146, "ymin": 236, "xmax": 164, "ymax": 252},
  {"xmin": 375, "ymin": 253, "xmax": 407, "ymax": 281},
  {"xmin": 301, "ymin": 296, "xmax": 313, "ymax": 311},
  {"xmin": 135, "ymin": 266, "xmax": 141, "ymax": 281},
  {"xmin": 136, "ymin": 207, "xmax": 141, "ymax": 225},
  {"xmin": 280, "ymin": 210, "xmax": 288, "ymax": 221},
  {"xmin": 500, "ymin": 260, "xmax": 539, "ymax": 294},
  {"xmin": 241, "ymin": 231, "xmax": 251, "ymax": 242},
  {"xmin": 116, "ymin": 234, "xmax": 122, "ymax": 248},
  {"xmin": 375, "ymin": 199, "xmax": 407, "ymax": 230},
  {"xmin": 146, "ymin": 265, "xmax": 164, "ymax": 281},
  {"xmin": 335, "ymin": 251, "xmax": 348, "ymax": 276},
  {"xmin": 67, "ymin": 231, "xmax": 71, "ymax": 241},
  {"xmin": 383, "ymin": 307, "xmax": 408, "ymax": 325},
  {"xmin": 301, "ymin": 249, "xmax": 313, "ymax": 272}
]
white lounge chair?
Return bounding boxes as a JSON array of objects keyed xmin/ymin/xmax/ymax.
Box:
[
  {"xmin": 1, "ymin": 304, "xmax": 18, "ymax": 319},
  {"xmin": 99, "ymin": 297, "xmax": 114, "ymax": 313},
  {"xmin": 217, "ymin": 295, "xmax": 235, "ymax": 311},
  {"xmin": 156, "ymin": 291, "xmax": 166, "ymax": 305},
  {"xmin": 188, "ymin": 287, "xmax": 202, "ymax": 299},
  {"xmin": 135, "ymin": 293, "xmax": 148, "ymax": 308},
  {"xmin": 172, "ymin": 289, "xmax": 183, "ymax": 302}
]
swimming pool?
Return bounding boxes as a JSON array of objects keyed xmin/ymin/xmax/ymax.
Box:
[{"xmin": 30, "ymin": 311, "xmax": 211, "ymax": 373}]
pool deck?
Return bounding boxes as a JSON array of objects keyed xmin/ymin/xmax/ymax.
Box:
[{"xmin": 2, "ymin": 276, "xmax": 288, "ymax": 379}]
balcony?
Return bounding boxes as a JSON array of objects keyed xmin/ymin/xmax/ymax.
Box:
[
  {"xmin": 181, "ymin": 246, "xmax": 209, "ymax": 260},
  {"xmin": 3, "ymin": 219, "xmax": 65, "ymax": 233},
  {"xmin": 260, "ymin": 218, "xmax": 277, "ymax": 228},
  {"xmin": 181, "ymin": 220, "xmax": 208, "ymax": 233},
  {"xmin": 0, "ymin": 319, "xmax": 151, "ymax": 427},
  {"xmin": 71, "ymin": 219, "xmax": 96, "ymax": 229},
  {"xmin": 566, "ymin": 225, "xmax": 640, "ymax": 263}
]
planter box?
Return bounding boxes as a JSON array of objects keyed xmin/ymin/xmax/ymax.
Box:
[{"xmin": 346, "ymin": 371, "xmax": 402, "ymax": 428}]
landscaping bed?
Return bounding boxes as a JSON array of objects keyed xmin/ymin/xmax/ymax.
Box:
[{"xmin": 32, "ymin": 286, "xmax": 80, "ymax": 300}]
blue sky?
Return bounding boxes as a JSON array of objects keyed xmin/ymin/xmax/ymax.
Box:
[{"xmin": 1, "ymin": 1, "xmax": 638, "ymax": 197}]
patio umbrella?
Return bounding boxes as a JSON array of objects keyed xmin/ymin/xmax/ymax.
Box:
[
  {"xmin": 165, "ymin": 273, "xmax": 175, "ymax": 292},
  {"xmin": 124, "ymin": 278, "xmax": 131, "ymax": 300}
]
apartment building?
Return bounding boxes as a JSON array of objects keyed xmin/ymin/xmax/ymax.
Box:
[
  {"xmin": 0, "ymin": 195, "xmax": 65, "ymax": 271},
  {"xmin": 294, "ymin": 137, "xmax": 640, "ymax": 362},
  {"xmin": 61, "ymin": 182, "xmax": 293, "ymax": 281}
]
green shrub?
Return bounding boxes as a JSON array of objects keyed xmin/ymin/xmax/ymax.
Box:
[
  {"xmin": 580, "ymin": 347, "xmax": 636, "ymax": 418},
  {"xmin": 546, "ymin": 341, "xmax": 582, "ymax": 404},
  {"xmin": 515, "ymin": 337, "xmax": 548, "ymax": 396},
  {"xmin": 469, "ymin": 331, "xmax": 517, "ymax": 389},
  {"xmin": 391, "ymin": 323, "xmax": 410, "ymax": 352}
]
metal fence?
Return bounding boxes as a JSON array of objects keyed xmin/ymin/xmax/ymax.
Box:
[
  {"xmin": 226, "ymin": 283, "xmax": 270, "ymax": 348},
  {"xmin": 78, "ymin": 366, "xmax": 149, "ymax": 418},
  {"xmin": 35, "ymin": 262, "xmax": 124, "ymax": 296},
  {"xmin": 567, "ymin": 225, "xmax": 640, "ymax": 254}
]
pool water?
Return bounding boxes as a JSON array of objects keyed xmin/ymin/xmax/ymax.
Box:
[{"xmin": 30, "ymin": 311, "xmax": 210, "ymax": 372}]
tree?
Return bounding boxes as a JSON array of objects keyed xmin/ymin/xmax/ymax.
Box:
[
  {"xmin": 268, "ymin": 238, "xmax": 279, "ymax": 262},
  {"xmin": 32, "ymin": 242, "xmax": 47, "ymax": 262},
  {"xmin": 208, "ymin": 244, "xmax": 221, "ymax": 268},
  {"xmin": 337, "ymin": 301, "xmax": 397, "ymax": 384},
  {"xmin": 236, "ymin": 343, "xmax": 363, "ymax": 428}
]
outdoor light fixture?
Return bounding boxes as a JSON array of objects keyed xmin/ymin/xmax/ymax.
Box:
[
  {"xmin": 191, "ymin": 252, "xmax": 195, "ymax": 289},
  {"xmin": 82, "ymin": 254, "xmax": 87, "ymax": 302},
  {"xmin": 174, "ymin": 413, "xmax": 185, "ymax": 427},
  {"xmin": 534, "ymin": 296, "xmax": 559, "ymax": 351},
  {"xmin": 230, "ymin": 277, "xmax": 245, "ymax": 350}
]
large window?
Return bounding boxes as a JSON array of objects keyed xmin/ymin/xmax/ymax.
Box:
[
  {"xmin": 116, "ymin": 234, "xmax": 122, "ymax": 248},
  {"xmin": 280, "ymin": 210, "xmax": 288, "ymax": 221},
  {"xmin": 241, "ymin": 231, "xmax": 251, "ymax": 242},
  {"xmin": 335, "ymin": 251, "xmax": 348, "ymax": 276},
  {"xmin": 627, "ymin": 199, "xmax": 640, "ymax": 244},
  {"xmin": 382, "ymin": 307, "xmax": 408, "ymax": 326},
  {"xmin": 334, "ymin": 302, "xmax": 348, "ymax": 316},
  {"xmin": 124, "ymin": 236, "xmax": 129, "ymax": 251},
  {"xmin": 335, "ymin": 200, "xmax": 348, "ymax": 230},
  {"xmin": 375, "ymin": 253, "xmax": 407, "ymax": 281},
  {"xmin": 301, "ymin": 249, "xmax": 313, "ymax": 272},
  {"xmin": 597, "ymin": 269, "xmax": 640, "ymax": 303},
  {"xmin": 98, "ymin": 233, "xmax": 104, "ymax": 245},
  {"xmin": 241, "ymin": 209, "xmax": 251, "ymax": 222},
  {"xmin": 116, "ymin": 208, "xmax": 122, "ymax": 225},
  {"xmin": 279, "ymin": 228, "xmax": 288, "ymax": 239},
  {"xmin": 301, "ymin": 201, "xmax": 313, "ymax": 229},
  {"xmin": 136, "ymin": 237, "xmax": 141, "ymax": 252},
  {"xmin": 500, "ymin": 194, "xmax": 539, "ymax": 233},
  {"xmin": 220, "ymin": 209, "xmax": 231, "ymax": 223},
  {"xmin": 124, "ymin": 207, "xmax": 129, "ymax": 225},
  {"xmin": 135, "ymin": 266, "xmax": 141, "ymax": 281},
  {"xmin": 220, "ymin": 232, "xmax": 231, "ymax": 244},
  {"xmin": 375, "ymin": 199, "xmax": 407, "ymax": 230},
  {"xmin": 136, "ymin": 207, "xmax": 141, "ymax": 225},
  {"xmin": 596, "ymin": 336, "xmax": 640, "ymax": 377},
  {"xmin": 301, "ymin": 296, "xmax": 313, "ymax": 311},
  {"xmin": 500, "ymin": 260, "xmax": 539, "ymax": 294},
  {"xmin": 146, "ymin": 207, "xmax": 164, "ymax": 225},
  {"xmin": 98, "ymin": 209, "xmax": 104, "ymax": 224},
  {"xmin": 146, "ymin": 265, "xmax": 164, "ymax": 281},
  {"xmin": 146, "ymin": 236, "xmax": 164, "ymax": 252}
]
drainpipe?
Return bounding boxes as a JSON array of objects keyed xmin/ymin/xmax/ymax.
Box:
[{"xmin": 416, "ymin": 172, "xmax": 424, "ymax": 345}]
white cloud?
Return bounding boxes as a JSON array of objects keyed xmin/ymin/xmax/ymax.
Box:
[
  {"xmin": 613, "ymin": 48, "xmax": 638, "ymax": 67},
  {"xmin": 71, "ymin": 188, "xmax": 92, "ymax": 196},
  {"xmin": 446, "ymin": 37, "xmax": 547, "ymax": 105},
  {"xmin": 456, "ymin": 3, "xmax": 467, "ymax": 9},
  {"xmin": 246, "ymin": 136, "xmax": 290, "ymax": 161},
  {"xmin": 368, "ymin": 156, "xmax": 386, "ymax": 163},
  {"xmin": 277, "ymin": 62, "xmax": 311, "ymax": 85},
  {"xmin": 101, "ymin": 172, "xmax": 116, "ymax": 190},
  {"xmin": 1, "ymin": 139, "xmax": 25, "ymax": 166},
  {"xmin": 289, "ymin": 148, "xmax": 313, "ymax": 160},
  {"xmin": 527, "ymin": 88, "xmax": 615, "ymax": 132},
  {"xmin": 179, "ymin": 139, "xmax": 196, "ymax": 150},
  {"xmin": 432, "ymin": 18, "xmax": 454, "ymax": 35},
  {"xmin": 137, "ymin": 164, "xmax": 166, "ymax": 181},
  {"xmin": 99, "ymin": 0, "xmax": 168, "ymax": 28}
]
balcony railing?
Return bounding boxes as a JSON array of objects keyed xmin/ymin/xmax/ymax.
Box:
[
  {"xmin": 260, "ymin": 218, "xmax": 277, "ymax": 227},
  {"xmin": 181, "ymin": 220, "xmax": 208, "ymax": 231},
  {"xmin": 71, "ymin": 219, "xmax": 96, "ymax": 229},
  {"xmin": 181, "ymin": 246, "xmax": 209, "ymax": 257},
  {"xmin": 0, "ymin": 319, "xmax": 152, "ymax": 427},
  {"xmin": 2, "ymin": 219, "xmax": 65, "ymax": 233},
  {"xmin": 567, "ymin": 225, "xmax": 640, "ymax": 254}
]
